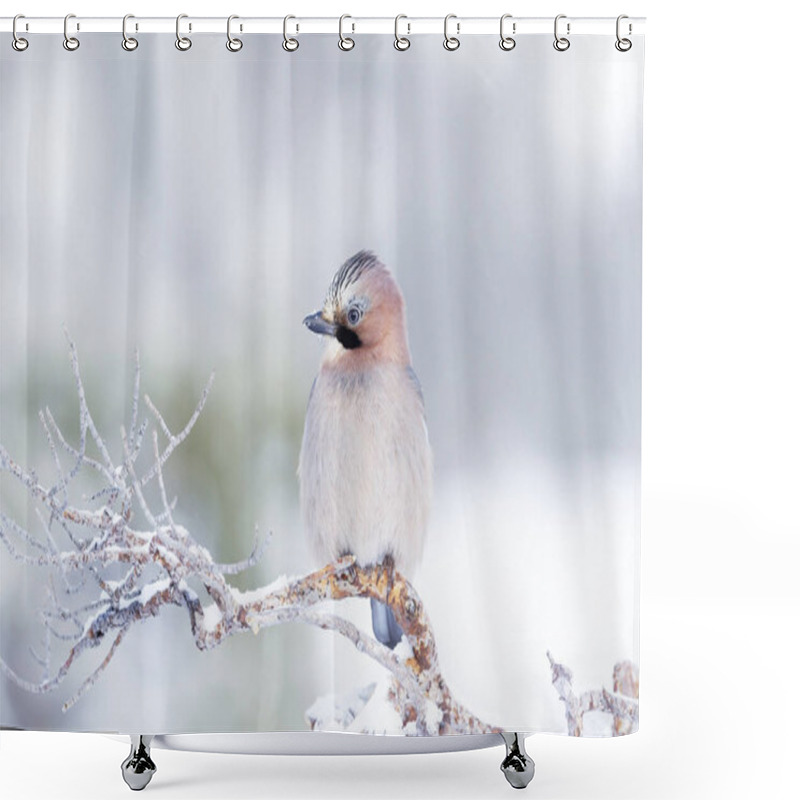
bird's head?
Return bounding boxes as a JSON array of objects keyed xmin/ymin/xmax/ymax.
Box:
[{"xmin": 304, "ymin": 250, "xmax": 410, "ymax": 364}]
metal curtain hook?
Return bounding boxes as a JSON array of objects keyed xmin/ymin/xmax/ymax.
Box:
[
  {"xmin": 553, "ymin": 14, "xmax": 570, "ymax": 52},
  {"xmin": 500, "ymin": 13, "xmax": 516, "ymax": 51},
  {"xmin": 12, "ymin": 14, "xmax": 28, "ymax": 51},
  {"xmin": 394, "ymin": 14, "xmax": 410, "ymax": 51},
  {"xmin": 283, "ymin": 15, "xmax": 299, "ymax": 51},
  {"xmin": 175, "ymin": 14, "xmax": 192, "ymax": 51},
  {"xmin": 339, "ymin": 14, "xmax": 355, "ymax": 51},
  {"xmin": 122, "ymin": 14, "xmax": 138, "ymax": 51},
  {"xmin": 443, "ymin": 14, "xmax": 460, "ymax": 51},
  {"xmin": 227, "ymin": 15, "xmax": 243, "ymax": 51},
  {"xmin": 615, "ymin": 14, "xmax": 632, "ymax": 51},
  {"xmin": 63, "ymin": 13, "xmax": 80, "ymax": 51}
]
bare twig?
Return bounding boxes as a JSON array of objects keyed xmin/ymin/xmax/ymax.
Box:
[{"xmin": 547, "ymin": 651, "xmax": 639, "ymax": 736}]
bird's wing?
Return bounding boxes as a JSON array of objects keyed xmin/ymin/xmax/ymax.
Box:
[
  {"xmin": 407, "ymin": 366, "xmax": 432, "ymax": 449},
  {"xmin": 406, "ymin": 366, "xmax": 425, "ymax": 407},
  {"xmin": 306, "ymin": 375, "xmax": 317, "ymax": 410}
]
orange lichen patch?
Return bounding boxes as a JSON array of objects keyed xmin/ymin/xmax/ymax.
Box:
[
  {"xmin": 372, "ymin": 565, "xmax": 391, "ymax": 599},
  {"xmin": 405, "ymin": 656, "xmax": 423, "ymax": 676},
  {"xmin": 386, "ymin": 581, "xmax": 411, "ymax": 618}
]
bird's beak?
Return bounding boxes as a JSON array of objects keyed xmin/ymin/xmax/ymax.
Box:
[{"xmin": 303, "ymin": 311, "xmax": 338, "ymax": 337}]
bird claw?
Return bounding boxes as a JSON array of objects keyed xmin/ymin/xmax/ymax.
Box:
[{"xmin": 333, "ymin": 553, "xmax": 358, "ymax": 583}]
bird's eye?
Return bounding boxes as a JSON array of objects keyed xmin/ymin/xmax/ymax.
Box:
[{"xmin": 347, "ymin": 307, "xmax": 362, "ymax": 326}]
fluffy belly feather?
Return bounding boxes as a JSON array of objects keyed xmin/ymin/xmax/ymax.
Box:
[{"xmin": 298, "ymin": 366, "xmax": 432, "ymax": 576}]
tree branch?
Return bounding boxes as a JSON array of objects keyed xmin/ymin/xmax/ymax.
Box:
[
  {"xmin": 0, "ymin": 334, "xmax": 496, "ymax": 734},
  {"xmin": 547, "ymin": 651, "xmax": 639, "ymax": 736}
]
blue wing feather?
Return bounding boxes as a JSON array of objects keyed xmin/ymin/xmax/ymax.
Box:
[{"xmin": 406, "ymin": 366, "xmax": 424, "ymax": 406}]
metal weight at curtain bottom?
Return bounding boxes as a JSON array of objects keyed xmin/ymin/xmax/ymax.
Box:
[
  {"xmin": 121, "ymin": 735, "xmax": 156, "ymax": 791},
  {"xmin": 500, "ymin": 733, "xmax": 536, "ymax": 789},
  {"xmin": 115, "ymin": 734, "xmax": 535, "ymax": 790}
]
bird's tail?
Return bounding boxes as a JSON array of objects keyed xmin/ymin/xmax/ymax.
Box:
[{"xmin": 370, "ymin": 598, "xmax": 404, "ymax": 650}]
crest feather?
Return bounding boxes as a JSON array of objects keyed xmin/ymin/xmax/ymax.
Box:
[{"xmin": 326, "ymin": 250, "xmax": 382, "ymax": 306}]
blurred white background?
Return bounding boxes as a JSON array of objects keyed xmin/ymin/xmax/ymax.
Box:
[
  {"xmin": 1, "ymin": 0, "xmax": 798, "ymax": 799},
  {"xmin": 1, "ymin": 11, "xmax": 642, "ymax": 735}
]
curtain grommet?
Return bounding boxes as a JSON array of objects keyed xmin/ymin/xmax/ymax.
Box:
[
  {"xmin": 63, "ymin": 13, "xmax": 80, "ymax": 51},
  {"xmin": 394, "ymin": 15, "xmax": 410, "ymax": 51},
  {"xmin": 282, "ymin": 15, "xmax": 299, "ymax": 52},
  {"xmin": 175, "ymin": 14, "xmax": 192, "ymax": 51},
  {"xmin": 121, "ymin": 14, "xmax": 138, "ymax": 51},
  {"xmin": 499, "ymin": 14, "xmax": 516, "ymax": 51},
  {"xmin": 338, "ymin": 15, "xmax": 355, "ymax": 51},
  {"xmin": 443, "ymin": 14, "xmax": 460, "ymax": 51},
  {"xmin": 226, "ymin": 15, "xmax": 243, "ymax": 52},
  {"xmin": 553, "ymin": 14, "xmax": 570, "ymax": 52},
  {"xmin": 615, "ymin": 15, "xmax": 633, "ymax": 51},
  {"xmin": 12, "ymin": 15, "xmax": 29, "ymax": 51}
]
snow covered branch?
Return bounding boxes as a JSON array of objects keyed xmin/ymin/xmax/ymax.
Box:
[
  {"xmin": 0, "ymin": 334, "xmax": 495, "ymax": 735},
  {"xmin": 547, "ymin": 652, "xmax": 639, "ymax": 736}
]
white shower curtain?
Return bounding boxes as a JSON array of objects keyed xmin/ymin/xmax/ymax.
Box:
[{"xmin": 0, "ymin": 27, "xmax": 643, "ymax": 738}]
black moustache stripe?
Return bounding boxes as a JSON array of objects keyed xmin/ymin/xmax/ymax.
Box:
[{"xmin": 336, "ymin": 326, "xmax": 362, "ymax": 350}]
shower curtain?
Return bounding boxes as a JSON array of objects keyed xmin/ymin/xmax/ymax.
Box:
[{"xmin": 0, "ymin": 25, "xmax": 643, "ymax": 739}]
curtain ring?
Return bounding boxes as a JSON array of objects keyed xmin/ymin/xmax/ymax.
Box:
[
  {"xmin": 615, "ymin": 15, "xmax": 632, "ymax": 52},
  {"xmin": 553, "ymin": 14, "xmax": 570, "ymax": 51},
  {"xmin": 226, "ymin": 15, "xmax": 243, "ymax": 52},
  {"xmin": 338, "ymin": 14, "xmax": 355, "ymax": 51},
  {"xmin": 12, "ymin": 14, "xmax": 28, "ymax": 52},
  {"xmin": 394, "ymin": 14, "xmax": 410, "ymax": 51},
  {"xmin": 175, "ymin": 14, "xmax": 192, "ymax": 51},
  {"xmin": 499, "ymin": 14, "xmax": 515, "ymax": 51},
  {"xmin": 63, "ymin": 13, "xmax": 80, "ymax": 51},
  {"xmin": 443, "ymin": 14, "xmax": 460, "ymax": 51},
  {"xmin": 282, "ymin": 15, "xmax": 299, "ymax": 51},
  {"xmin": 122, "ymin": 14, "xmax": 138, "ymax": 51}
]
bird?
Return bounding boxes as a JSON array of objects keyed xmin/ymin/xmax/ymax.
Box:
[{"xmin": 298, "ymin": 250, "xmax": 433, "ymax": 650}]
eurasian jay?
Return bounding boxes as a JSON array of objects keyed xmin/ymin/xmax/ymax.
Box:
[{"xmin": 298, "ymin": 250, "xmax": 433, "ymax": 650}]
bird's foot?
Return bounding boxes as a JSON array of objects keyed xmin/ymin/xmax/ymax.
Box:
[{"xmin": 380, "ymin": 553, "xmax": 396, "ymax": 572}]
